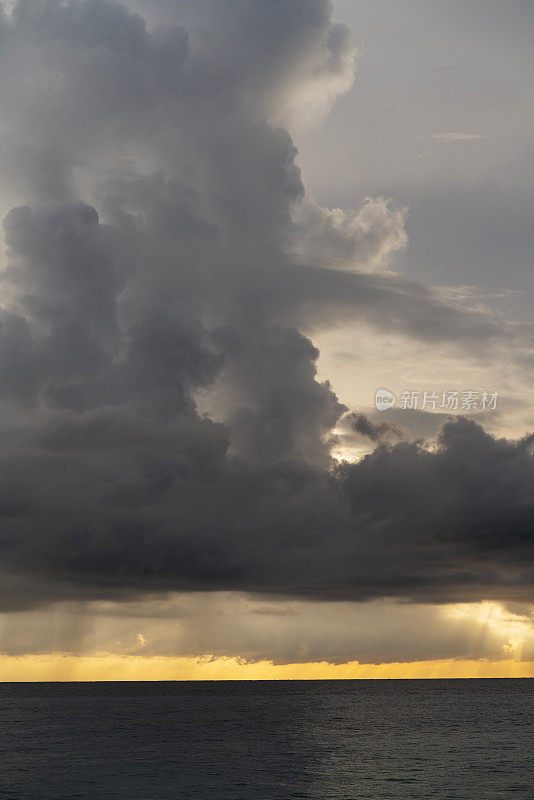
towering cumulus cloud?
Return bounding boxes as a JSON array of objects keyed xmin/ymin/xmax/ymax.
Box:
[{"xmin": 0, "ymin": 0, "xmax": 532, "ymax": 615}]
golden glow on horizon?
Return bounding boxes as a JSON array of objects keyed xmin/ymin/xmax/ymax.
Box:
[
  {"xmin": 445, "ymin": 602, "xmax": 532, "ymax": 661},
  {"xmin": 0, "ymin": 654, "xmax": 532, "ymax": 682}
]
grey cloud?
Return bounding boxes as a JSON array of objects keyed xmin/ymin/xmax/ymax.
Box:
[
  {"xmin": 216, "ymin": 323, "xmax": 345, "ymax": 467},
  {"xmin": 354, "ymin": 407, "xmax": 504, "ymax": 444},
  {"xmin": 0, "ymin": 0, "xmax": 531, "ymax": 615},
  {"xmin": 292, "ymin": 195, "xmax": 408, "ymax": 271},
  {"xmin": 0, "ymin": 415, "xmax": 532, "ymax": 610},
  {"xmin": 343, "ymin": 411, "xmax": 407, "ymax": 444}
]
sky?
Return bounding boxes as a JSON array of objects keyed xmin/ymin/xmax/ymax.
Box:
[{"xmin": 0, "ymin": 0, "xmax": 532, "ymax": 680}]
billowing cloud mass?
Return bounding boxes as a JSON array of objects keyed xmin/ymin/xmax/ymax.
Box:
[{"xmin": 0, "ymin": 0, "xmax": 532, "ymax": 630}]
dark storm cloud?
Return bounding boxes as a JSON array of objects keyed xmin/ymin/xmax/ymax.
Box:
[
  {"xmin": 0, "ymin": 413, "xmax": 533, "ymax": 610},
  {"xmin": 0, "ymin": 0, "xmax": 532, "ymax": 611}
]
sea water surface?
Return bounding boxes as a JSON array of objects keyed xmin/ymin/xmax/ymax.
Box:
[{"xmin": 0, "ymin": 679, "xmax": 532, "ymax": 799}]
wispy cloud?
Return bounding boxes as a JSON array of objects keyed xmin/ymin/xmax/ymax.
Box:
[
  {"xmin": 414, "ymin": 132, "xmax": 489, "ymax": 158},
  {"xmin": 432, "ymin": 132, "xmax": 489, "ymax": 142}
]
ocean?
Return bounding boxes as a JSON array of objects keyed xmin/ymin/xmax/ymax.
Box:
[{"xmin": 0, "ymin": 679, "xmax": 532, "ymax": 799}]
